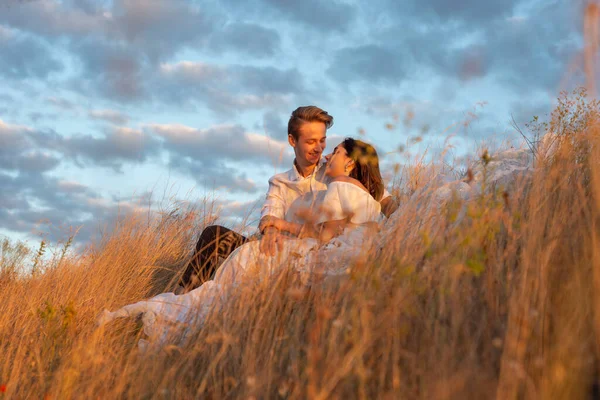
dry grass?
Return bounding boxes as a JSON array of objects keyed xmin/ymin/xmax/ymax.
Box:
[
  {"xmin": 3, "ymin": 84, "xmax": 600, "ymax": 400},
  {"xmin": 1, "ymin": 110, "xmax": 600, "ymax": 399}
]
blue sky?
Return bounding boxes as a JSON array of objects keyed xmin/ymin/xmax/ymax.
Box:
[{"xmin": 0, "ymin": 0, "xmax": 585, "ymax": 246}]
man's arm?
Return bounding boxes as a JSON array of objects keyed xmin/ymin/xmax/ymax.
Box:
[
  {"xmin": 259, "ymin": 176, "xmax": 287, "ymax": 230},
  {"xmin": 259, "ymin": 176, "xmax": 294, "ymax": 256}
]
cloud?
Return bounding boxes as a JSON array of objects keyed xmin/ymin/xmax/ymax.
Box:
[
  {"xmin": 226, "ymin": 0, "xmax": 357, "ymax": 33},
  {"xmin": 0, "ymin": 119, "xmax": 275, "ymax": 244},
  {"xmin": 508, "ymin": 97, "xmax": 552, "ymax": 127},
  {"xmin": 1, "ymin": 1, "xmax": 311, "ymax": 113},
  {"xmin": 0, "ymin": 118, "xmax": 291, "ymax": 183},
  {"xmin": 0, "ymin": 26, "xmax": 63, "ymax": 79},
  {"xmin": 481, "ymin": 5, "xmax": 581, "ymax": 90},
  {"xmin": 0, "ymin": 0, "xmax": 107, "ymax": 38},
  {"xmin": 327, "ymin": 0, "xmax": 581, "ymax": 94},
  {"xmin": 60, "ymin": 126, "xmax": 160, "ymax": 171},
  {"xmin": 57, "ymin": 179, "xmax": 91, "ymax": 194},
  {"xmin": 349, "ymin": 95, "xmax": 498, "ymax": 142},
  {"xmin": 148, "ymin": 123, "xmax": 292, "ymax": 166},
  {"xmin": 264, "ymin": 0, "xmax": 356, "ymax": 32},
  {"xmin": 0, "ymin": 93, "xmax": 14, "ymax": 103},
  {"xmin": 28, "ymin": 111, "xmax": 59, "ymax": 123},
  {"xmin": 71, "ymin": 39, "xmax": 147, "ymax": 101},
  {"xmin": 59, "ymin": 48, "xmax": 306, "ymax": 110},
  {"xmin": 0, "ymin": 123, "xmax": 163, "ymax": 245},
  {"xmin": 397, "ymin": 0, "xmax": 520, "ymax": 24},
  {"xmin": 168, "ymin": 156, "xmax": 260, "ymax": 194},
  {"xmin": 1, "ymin": 0, "xmax": 219, "ymax": 102},
  {"xmin": 46, "ymin": 96, "xmax": 75, "ymax": 109},
  {"xmin": 0, "ymin": 119, "xmax": 62, "ymax": 173},
  {"xmin": 14, "ymin": 152, "xmax": 61, "ymax": 173},
  {"xmin": 0, "ymin": 170, "xmax": 148, "ymax": 245},
  {"xmin": 145, "ymin": 123, "xmax": 294, "ymax": 193},
  {"xmin": 1, "ymin": 0, "xmax": 217, "ymax": 61},
  {"xmin": 0, "ymin": 119, "xmax": 33, "ymax": 148},
  {"xmin": 2, "ymin": 120, "xmax": 155, "ymax": 174},
  {"xmin": 0, "ymin": 118, "xmax": 159, "ymax": 176},
  {"xmin": 89, "ymin": 109, "xmax": 130, "ymax": 125},
  {"xmin": 261, "ymin": 111, "xmax": 288, "ymax": 140},
  {"xmin": 159, "ymin": 61, "xmax": 304, "ymax": 95},
  {"xmin": 209, "ymin": 22, "xmax": 281, "ymax": 58},
  {"xmin": 328, "ymin": 45, "xmax": 408, "ymax": 84},
  {"xmin": 108, "ymin": 0, "xmax": 216, "ymax": 62},
  {"xmin": 157, "ymin": 61, "xmax": 305, "ymax": 113},
  {"xmin": 212, "ymin": 197, "xmax": 263, "ymax": 228}
]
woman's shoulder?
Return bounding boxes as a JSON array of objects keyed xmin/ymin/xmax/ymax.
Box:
[{"xmin": 330, "ymin": 176, "xmax": 369, "ymax": 194}]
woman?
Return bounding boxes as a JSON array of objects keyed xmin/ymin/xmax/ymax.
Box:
[{"xmin": 98, "ymin": 138, "xmax": 385, "ymax": 348}]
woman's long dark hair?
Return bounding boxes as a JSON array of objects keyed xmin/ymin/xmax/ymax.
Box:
[{"xmin": 341, "ymin": 138, "xmax": 384, "ymax": 201}]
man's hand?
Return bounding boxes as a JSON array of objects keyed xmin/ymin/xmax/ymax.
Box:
[
  {"xmin": 260, "ymin": 227, "xmax": 285, "ymax": 256},
  {"xmin": 259, "ymin": 216, "xmax": 285, "ymax": 233}
]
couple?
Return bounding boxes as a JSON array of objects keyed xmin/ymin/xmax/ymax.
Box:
[
  {"xmin": 98, "ymin": 106, "xmax": 398, "ymax": 346},
  {"xmin": 179, "ymin": 106, "xmax": 397, "ymax": 292}
]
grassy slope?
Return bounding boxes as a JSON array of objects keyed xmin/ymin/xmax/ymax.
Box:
[{"xmin": 1, "ymin": 98, "xmax": 600, "ymax": 399}]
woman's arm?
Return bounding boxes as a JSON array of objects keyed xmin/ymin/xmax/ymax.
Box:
[
  {"xmin": 380, "ymin": 196, "xmax": 399, "ymax": 218},
  {"xmin": 318, "ymin": 219, "xmax": 347, "ymax": 243}
]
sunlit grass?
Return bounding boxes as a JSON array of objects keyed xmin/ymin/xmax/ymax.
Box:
[{"xmin": 1, "ymin": 89, "xmax": 599, "ymax": 398}]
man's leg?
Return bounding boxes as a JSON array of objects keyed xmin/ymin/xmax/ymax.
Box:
[{"xmin": 179, "ymin": 225, "xmax": 248, "ymax": 292}]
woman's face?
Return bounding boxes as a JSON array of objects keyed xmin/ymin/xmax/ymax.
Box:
[{"xmin": 325, "ymin": 143, "xmax": 352, "ymax": 177}]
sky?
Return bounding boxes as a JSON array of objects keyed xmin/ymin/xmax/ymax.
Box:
[{"xmin": 0, "ymin": 0, "xmax": 586, "ymax": 248}]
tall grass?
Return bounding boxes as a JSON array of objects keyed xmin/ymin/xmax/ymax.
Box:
[
  {"xmin": 1, "ymin": 92, "xmax": 600, "ymax": 398},
  {"xmin": 0, "ymin": 1, "xmax": 598, "ymax": 397}
]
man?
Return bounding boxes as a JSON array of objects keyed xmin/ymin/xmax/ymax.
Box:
[{"xmin": 178, "ymin": 106, "xmax": 398, "ymax": 292}]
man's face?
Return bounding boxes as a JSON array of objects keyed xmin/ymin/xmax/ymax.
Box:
[{"xmin": 288, "ymin": 121, "xmax": 327, "ymax": 167}]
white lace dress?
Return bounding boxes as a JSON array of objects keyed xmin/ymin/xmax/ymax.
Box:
[{"xmin": 98, "ymin": 182, "xmax": 382, "ymax": 348}]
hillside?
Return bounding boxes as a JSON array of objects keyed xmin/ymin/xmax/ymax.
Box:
[{"xmin": 1, "ymin": 90, "xmax": 600, "ymax": 399}]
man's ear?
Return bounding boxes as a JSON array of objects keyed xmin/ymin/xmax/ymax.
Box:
[{"xmin": 288, "ymin": 134, "xmax": 296, "ymax": 148}]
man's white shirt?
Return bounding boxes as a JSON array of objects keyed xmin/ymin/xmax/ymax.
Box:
[{"xmin": 260, "ymin": 159, "xmax": 390, "ymax": 225}]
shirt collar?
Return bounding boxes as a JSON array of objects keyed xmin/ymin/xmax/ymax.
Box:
[{"xmin": 289, "ymin": 158, "xmax": 325, "ymax": 181}]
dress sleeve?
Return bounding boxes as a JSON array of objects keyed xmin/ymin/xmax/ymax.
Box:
[
  {"xmin": 260, "ymin": 176, "xmax": 286, "ymax": 220},
  {"xmin": 316, "ymin": 183, "xmax": 345, "ymax": 224},
  {"xmin": 337, "ymin": 183, "xmax": 382, "ymax": 224}
]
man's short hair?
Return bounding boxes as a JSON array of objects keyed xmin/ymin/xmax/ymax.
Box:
[{"xmin": 288, "ymin": 106, "xmax": 334, "ymax": 140}]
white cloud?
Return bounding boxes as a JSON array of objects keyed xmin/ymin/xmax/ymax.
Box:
[
  {"xmin": 148, "ymin": 123, "xmax": 291, "ymax": 165},
  {"xmin": 156, "ymin": 60, "xmax": 304, "ymax": 113},
  {"xmin": 159, "ymin": 61, "xmax": 225, "ymax": 81},
  {"xmin": 89, "ymin": 109, "xmax": 130, "ymax": 125},
  {"xmin": 57, "ymin": 180, "xmax": 89, "ymax": 193}
]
